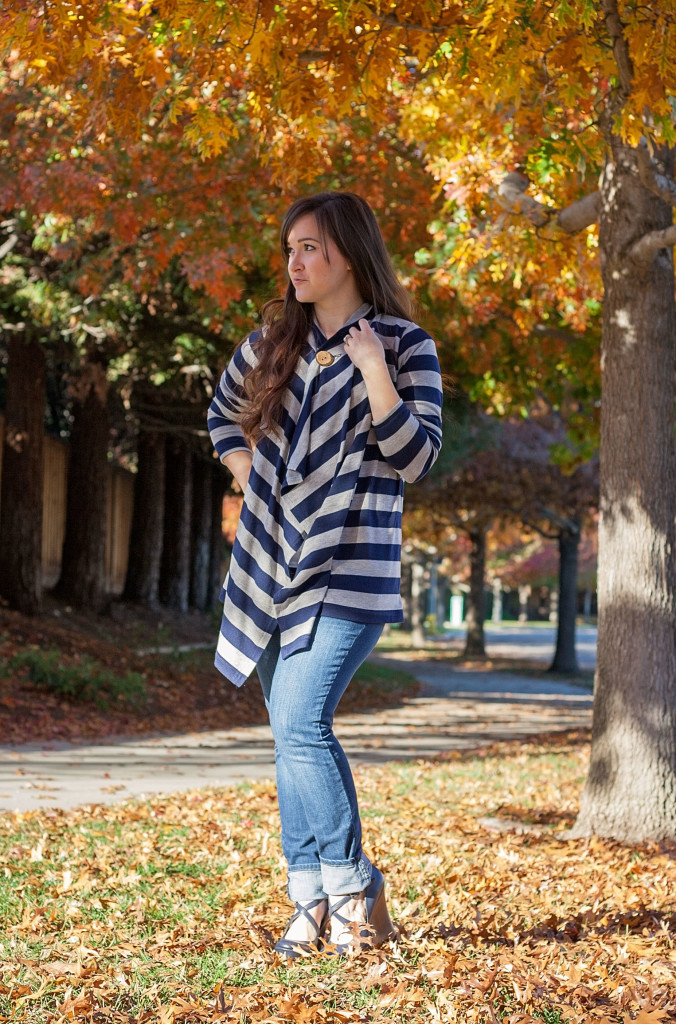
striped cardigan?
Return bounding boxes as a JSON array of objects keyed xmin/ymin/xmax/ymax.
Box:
[{"xmin": 208, "ymin": 303, "xmax": 443, "ymax": 687}]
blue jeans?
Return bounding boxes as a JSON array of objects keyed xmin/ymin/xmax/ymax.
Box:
[{"xmin": 257, "ymin": 616, "xmax": 383, "ymax": 902}]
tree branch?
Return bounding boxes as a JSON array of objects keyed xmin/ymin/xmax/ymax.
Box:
[
  {"xmin": 628, "ymin": 223, "xmax": 676, "ymax": 263},
  {"xmin": 497, "ymin": 172, "xmax": 550, "ymax": 226},
  {"xmin": 557, "ymin": 192, "xmax": 601, "ymax": 232},
  {"xmin": 377, "ymin": 12, "xmax": 448, "ymax": 33},
  {"xmin": 297, "ymin": 7, "xmax": 457, "ymax": 62},
  {"xmin": 535, "ymin": 505, "xmax": 581, "ymax": 534},
  {"xmin": 364, "ymin": 5, "xmax": 455, "ymax": 34},
  {"xmin": 0, "ymin": 232, "xmax": 18, "ymax": 261},
  {"xmin": 636, "ymin": 139, "xmax": 676, "ymax": 206},
  {"xmin": 511, "ymin": 504, "xmax": 580, "ymax": 539},
  {"xmin": 519, "ymin": 516, "xmax": 559, "ymax": 541},
  {"xmin": 533, "ymin": 323, "xmax": 584, "ymax": 344},
  {"xmin": 602, "ymin": 0, "xmax": 634, "ymax": 99},
  {"xmin": 497, "ymin": 172, "xmax": 599, "ymax": 233}
]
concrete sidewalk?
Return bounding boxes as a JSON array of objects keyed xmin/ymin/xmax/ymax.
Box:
[{"xmin": 0, "ymin": 655, "xmax": 593, "ymax": 815}]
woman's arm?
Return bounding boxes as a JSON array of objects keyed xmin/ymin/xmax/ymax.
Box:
[
  {"xmin": 344, "ymin": 318, "xmax": 400, "ymax": 421},
  {"xmin": 345, "ymin": 318, "xmax": 443, "ymax": 484},
  {"xmin": 223, "ymin": 450, "xmax": 253, "ymax": 492},
  {"xmin": 207, "ymin": 338, "xmax": 257, "ymax": 483}
]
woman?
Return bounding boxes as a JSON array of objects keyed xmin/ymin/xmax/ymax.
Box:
[{"xmin": 208, "ymin": 191, "xmax": 443, "ymax": 958}]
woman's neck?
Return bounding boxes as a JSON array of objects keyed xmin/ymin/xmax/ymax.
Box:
[{"xmin": 314, "ymin": 295, "xmax": 366, "ymax": 339}]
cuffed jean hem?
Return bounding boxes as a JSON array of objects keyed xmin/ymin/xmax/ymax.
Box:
[
  {"xmin": 287, "ymin": 867, "xmax": 326, "ymax": 902},
  {"xmin": 322, "ymin": 852, "xmax": 373, "ymax": 897},
  {"xmin": 287, "ymin": 854, "xmax": 373, "ymax": 901}
]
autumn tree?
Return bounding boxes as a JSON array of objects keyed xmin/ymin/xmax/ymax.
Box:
[
  {"xmin": 414, "ymin": 400, "xmax": 598, "ymax": 663},
  {"xmin": 395, "ymin": 1, "xmax": 676, "ymax": 842},
  {"xmin": 0, "ymin": 66, "xmax": 282, "ymax": 612},
  {"xmin": 501, "ymin": 417, "xmax": 599, "ymax": 675}
]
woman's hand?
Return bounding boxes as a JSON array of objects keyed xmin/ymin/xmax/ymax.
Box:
[
  {"xmin": 343, "ymin": 318, "xmax": 387, "ymax": 375},
  {"xmin": 344, "ymin": 318, "xmax": 400, "ymax": 423}
]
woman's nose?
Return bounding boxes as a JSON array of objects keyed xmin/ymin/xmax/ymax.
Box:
[{"xmin": 289, "ymin": 251, "xmax": 303, "ymax": 271}]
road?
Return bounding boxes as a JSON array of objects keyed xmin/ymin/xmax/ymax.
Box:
[{"xmin": 438, "ymin": 623, "xmax": 597, "ymax": 670}]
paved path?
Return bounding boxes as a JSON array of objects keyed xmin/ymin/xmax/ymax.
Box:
[
  {"xmin": 430, "ymin": 623, "xmax": 598, "ymax": 670},
  {"xmin": 0, "ymin": 639, "xmax": 594, "ymax": 815}
]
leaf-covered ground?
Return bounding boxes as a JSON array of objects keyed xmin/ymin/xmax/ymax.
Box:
[
  {"xmin": 0, "ymin": 606, "xmax": 419, "ymax": 745},
  {"xmin": 1, "ymin": 731, "xmax": 674, "ymax": 1024}
]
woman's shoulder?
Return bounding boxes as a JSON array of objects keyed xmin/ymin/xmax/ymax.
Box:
[
  {"xmin": 236, "ymin": 329, "xmax": 263, "ymax": 366},
  {"xmin": 371, "ymin": 315, "xmax": 435, "ymax": 349}
]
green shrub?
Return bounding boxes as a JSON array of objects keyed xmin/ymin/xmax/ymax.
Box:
[{"xmin": 5, "ymin": 647, "xmax": 147, "ymax": 710}]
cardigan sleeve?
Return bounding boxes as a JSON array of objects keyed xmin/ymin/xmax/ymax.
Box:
[
  {"xmin": 207, "ymin": 336, "xmax": 258, "ymax": 461},
  {"xmin": 372, "ymin": 325, "xmax": 443, "ymax": 484}
]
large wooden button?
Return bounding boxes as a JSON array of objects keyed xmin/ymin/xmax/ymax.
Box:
[{"xmin": 316, "ymin": 350, "xmax": 334, "ymax": 366}]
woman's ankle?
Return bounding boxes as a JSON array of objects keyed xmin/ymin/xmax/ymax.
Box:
[
  {"xmin": 327, "ymin": 893, "xmax": 367, "ymax": 944},
  {"xmin": 282, "ymin": 898, "xmax": 328, "ymax": 941}
]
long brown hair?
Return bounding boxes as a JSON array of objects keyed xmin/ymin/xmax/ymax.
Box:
[{"xmin": 239, "ymin": 191, "xmax": 413, "ymax": 442}]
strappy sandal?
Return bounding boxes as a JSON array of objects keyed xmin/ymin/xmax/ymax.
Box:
[
  {"xmin": 326, "ymin": 867, "xmax": 396, "ymax": 955},
  {"xmin": 274, "ymin": 898, "xmax": 328, "ymax": 960}
]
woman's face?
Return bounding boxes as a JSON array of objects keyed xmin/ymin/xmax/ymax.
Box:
[{"xmin": 286, "ymin": 213, "xmax": 355, "ymax": 309}]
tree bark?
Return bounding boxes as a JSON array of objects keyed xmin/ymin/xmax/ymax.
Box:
[
  {"xmin": 53, "ymin": 357, "xmax": 109, "ymax": 612},
  {"xmin": 572, "ymin": 138, "xmax": 676, "ymax": 841},
  {"xmin": 159, "ymin": 437, "xmax": 193, "ymax": 611},
  {"xmin": 190, "ymin": 455, "xmax": 212, "ymax": 611},
  {"xmin": 0, "ymin": 332, "xmax": 45, "ymax": 615},
  {"xmin": 436, "ymin": 566, "xmax": 446, "ymax": 629},
  {"xmin": 548, "ymin": 587, "xmax": 559, "ymax": 623},
  {"xmin": 549, "ymin": 522, "xmax": 580, "ymax": 674},
  {"xmin": 123, "ymin": 429, "xmax": 166, "ymax": 608},
  {"xmin": 491, "ymin": 578, "xmax": 503, "ymax": 624},
  {"xmin": 518, "ymin": 585, "xmax": 530, "ymax": 623},
  {"xmin": 463, "ymin": 525, "xmax": 486, "ymax": 658},
  {"xmin": 400, "ymin": 556, "xmax": 412, "ymax": 631},
  {"xmin": 410, "ymin": 554, "xmax": 426, "ymax": 649},
  {"xmin": 207, "ymin": 463, "xmax": 227, "ymax": 611}
]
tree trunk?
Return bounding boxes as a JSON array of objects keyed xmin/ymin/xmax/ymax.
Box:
[
  {"xmin": 491, "ymin": 578, "xmax": 503, "ymax": 624},
  {"xmin": 572, "ymin": 138, "xmax": 676, "ymax": 841},
  {"xmin": 207, "ymin": 463, "xmax": 227, "ymax": 611},
  {"xmin": 463, "ymin": 526, "xmax": 486, "ymax": 658},
  {"xmin": 549, "ymin": 522, "xmax": 580, "ymax": 674},
  {"xmin": 436, "ymin": 567, "xmax": 446, "ymax": 629},
  {"xmin": 548, "ymin": 587, "xmax": 559, "ymax": 623},
  {"xmin": 427, "ymin": 562, "xmax": 438, "ymax": 626},
  {"xmin": 159, "ymin": 437, "xmax": 193, "ymax": 611},
  {"xmin": 123, "ymin": 429, "xmax": 165, "ymax": 608},
  {"xmin": 0, "ymin": 332, "xmax": 45, "ymax": 615},
  {"xmin": 190, "ymin": 455, "xmax": 212, "ymax": 611},
  {"xmin": 410, "ymin": 554, "xmax": 425, "ymax": 649},
  {"xmin": 53, "ymin": 357, "xmax": 109, "ymax": 612},
  {"xmin": 400, "ymin": 556, "xmax": 412, "ymax": 631},
  {"xmin": 518, "ymin": 584, "xmax": 530, "ymax": 622}
]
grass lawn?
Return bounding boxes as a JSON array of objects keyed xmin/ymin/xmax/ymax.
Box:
[{"xmin": 1, "ymin": 731, "xmax": 674, "ymax": 1023}]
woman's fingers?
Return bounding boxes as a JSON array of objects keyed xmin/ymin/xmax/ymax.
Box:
[{"xmin": 343, "ymin": 321, "xmax": 386, "ymax": 371}]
